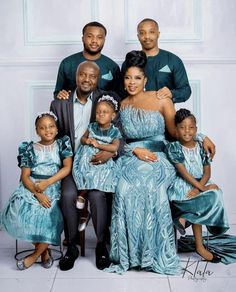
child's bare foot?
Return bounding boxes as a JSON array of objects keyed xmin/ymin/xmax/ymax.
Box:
[
  {"xmin": 41, "ymin": 249, "xmax": 49, "ymax": 263},
  {"xmin": 196, "ymin": 246, "xmax": 221, "ymax": 263}
]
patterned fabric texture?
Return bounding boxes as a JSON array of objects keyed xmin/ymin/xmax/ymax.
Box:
[
  {"xmin": 2, "ymin": 136, "xmax": 73, "ymax": 245},
  {"xmin": 106, "ymin": 106, "xmax": 181, "ymax": 275}
]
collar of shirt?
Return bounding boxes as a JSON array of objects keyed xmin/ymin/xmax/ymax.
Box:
[{"xmin": 73, "ymin": 90, "xmax": 93, "ymax": 104}]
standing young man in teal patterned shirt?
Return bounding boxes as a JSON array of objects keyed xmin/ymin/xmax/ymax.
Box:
[
  {"xmin": 121, "ymin": 18, "xmax": 191, "ymax": 103},
  {"xmin": 54, "ymin": 21, "xmax": 121, "ymax": 99}
]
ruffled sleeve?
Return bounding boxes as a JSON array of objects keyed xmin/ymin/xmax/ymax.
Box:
[
  {"xmin": 165, "ymin": 141, "xmax": 185, "ymax": 164},
  {"xmin": 198, "ymin": 141, "xmax": 211, "ymax": 165},
  {"xmin": 110, "ymin": 126, "xmax": 122, "ymax": 141},
  {"xmin": 17, "ymin": 141, "xmax": 35, "ymax": 168},
  {"xmin": 57, "ymin": 135, "xmax": 73, "ymax": 160}
]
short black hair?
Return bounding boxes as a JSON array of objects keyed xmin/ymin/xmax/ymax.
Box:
[
  {"xmin": 175, "ymin": 108, "xmax": 196, "ymax": 125},
  {"xmin": 82, "ymin": 21, "xmax": 107, "ymax": 36},
  {"xmin": 137, "ymin": 18, "xmax": 159, "ymax": 31}
]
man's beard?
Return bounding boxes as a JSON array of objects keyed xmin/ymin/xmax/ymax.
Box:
[{"xmin": 83, "ymin": 44, "xmax": 103, "ymax": 55}]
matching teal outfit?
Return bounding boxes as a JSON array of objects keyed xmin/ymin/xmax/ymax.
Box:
[
  {"xmin": 2, "ymin": 136, "xmax": 73, "ymax": 246},
  {"xmin": 166, "ymin": 141, "xmax": 236, "ymax": 265},
  {"xmin": 54, "ymin": 52, "xmax": 121, "ymax": 97},
  {"xmin": 106, "ymin": 107, "xmax": 181, "ymax": 275},
  {"xmin": 166, "ymin": 141, "xmax": 229, "ymax": 236},
  {"xmin": 121, "ymin": 49, "xmax": 191, "ymax": 103},
  {"xmin": 73, "ymin": 122, "xmax": 122, "ymax": 193}
]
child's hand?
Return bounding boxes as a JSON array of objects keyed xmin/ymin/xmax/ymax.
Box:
[
  {"xmin": 187, "ymin": 188, "xmax": 200, "ymax": 198},
  {"xmin": 85, "ymin": 138, "xmax": 93, "ymax": 145},
  {"xmin": 34, "ymin": 192, "xmax": 51, "ymax": 208},
  {"xmin": 90, "ymin": 138, "xmax": 99, "ymax": 148},
  {"xmin": 35, "ymin": 180, "xmax": 49, "ymax": 193},
  {"xmin": 205, "ymin": 184, "xmax": 219, "ymax": 191}
]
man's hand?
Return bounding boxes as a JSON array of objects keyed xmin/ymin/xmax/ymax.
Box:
[
  {"xmin": 203, "ymin": 136, "xmax": 216, "ymax": 160},
  {"xmin": 156, "ymin": 86, "xmax": 172, "ymax": 100},
  {"xmin": 57, "ymin": 90, "xmax": 71, "ymax": 100},
  {"xmin": 90, "ymin": 151, "xmax": 113, "ymax": 165}
]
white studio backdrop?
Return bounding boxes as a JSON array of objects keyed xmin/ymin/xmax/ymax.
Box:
[{"xmin": 0, "ymin": 0, "xmax": 236, "ymax": 222}]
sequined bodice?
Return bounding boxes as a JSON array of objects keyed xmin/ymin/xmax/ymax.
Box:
[{"xmin": 120, "ymin": 106, "xmax": 165, "ymax": 140}]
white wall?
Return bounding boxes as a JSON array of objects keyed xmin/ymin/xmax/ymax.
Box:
[{"xmin": 0, "ymin": 0, "xmax": 236, "ymax": 222}]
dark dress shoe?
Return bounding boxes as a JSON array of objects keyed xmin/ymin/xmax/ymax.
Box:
[
  {"xmin": 95, "ymin": 242, "xmax": 110, "ymax": 270},
  {"xmin": 59, "ymin": 244, "xmax": 79, "ymax": 271},
  {"xmin": 63, "ymin": 232, "xmax": 81, "ymax": 246}
]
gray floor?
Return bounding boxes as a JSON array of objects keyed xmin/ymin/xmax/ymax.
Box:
[{"xmin": 0, "ymin": 225, "xmax": 236, "ymax": 292}]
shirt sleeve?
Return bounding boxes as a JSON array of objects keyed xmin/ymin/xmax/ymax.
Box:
[
  {"xmin": 53, "ymin": 60, "xmax": 66, "ymax": 99},
  {"xmin": 199, "ymin": 142, "xmax": 211, "ymax": 165},
  {"xmin": 171, "ymin": 57, "xmax": 192, "ymax": 104}
]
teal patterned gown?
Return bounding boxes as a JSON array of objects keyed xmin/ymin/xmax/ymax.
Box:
[
  {"xmin": 166, "ymin": 141, "xmax": 229, "ymax": 235},
  {"xmin": 2, "ymin": 136, "xmax": 73, "ymax": 245},
  {"xmin": 73, "ymin": 122, "xmax": 122, "ymax": 192},
  {"xmin": 106, "ymin": 106, "xmax": 181, "ymax": 275}
]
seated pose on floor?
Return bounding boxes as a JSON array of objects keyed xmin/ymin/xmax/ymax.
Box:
[
  {"xmin": 166, "ymin": 108, "xmax": 229, "ymax": 263},
  {"xmin": 2, "ymin": 112, "xmax": 73, "ymax": 270},
  {"xmin": 72, "ymin": 95, "xmax": 121, "ymax": 218}
]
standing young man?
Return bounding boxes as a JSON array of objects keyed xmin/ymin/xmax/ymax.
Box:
[
  {"xmin": 121, "ymin": 18, "xmax": 191, "ymax": 103},
  {"xmin": 54, "ymin": 21, "xmax": 121, "ymax": 99}
]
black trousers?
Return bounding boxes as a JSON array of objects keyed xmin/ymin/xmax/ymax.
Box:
[{"xmin": 60, "ymin": 174, "xmax": 112, "ymax": 244}]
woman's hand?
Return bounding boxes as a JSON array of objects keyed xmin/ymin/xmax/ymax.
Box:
[
  {"xmin": 187, "ymin": 188, "xmax": 200, "ymax": 198},
  {"xmin": 132, "ymin": 147, "xmax": 158, "ymax": 162},
  {"xmin": 34, "ymin": 192, "xmax": 51, "ymax": 208}
]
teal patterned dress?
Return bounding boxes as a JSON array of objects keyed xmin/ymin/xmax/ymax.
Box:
[
  {"xmin": 73, "ymin": 122, "xmax": 122, "ymax": 192},
  {"xmin": 166, "ymin": 141, "xmax": 229, "ymax": 235},
  {"xmin": 2, "ymin": 136, "xmax": 73, "ymax": 245},
  {"xmin": 106, "ymin": 106, "xmax": 181, "ymax": 275}
]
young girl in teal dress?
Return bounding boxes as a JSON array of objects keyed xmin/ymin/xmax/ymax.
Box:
[
  {"xmin": 73, "ymin": 95, "xmax": 122, "ymax": 212},
  {"xmin": 166, "ymin": 108, "xmax": 229, "ymax": 263},
  {"xmin": 2, "ymin": 112, "xmax": 73, "ymax": 270}
]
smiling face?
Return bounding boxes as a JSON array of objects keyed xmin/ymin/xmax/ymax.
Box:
[
  {"xmin": 76, "ymin": 62, "xmax": 99, "ymax": 95},
  {"xmin": 36, "ymin": 116, "xmax": 58, "ymax": 145},
  {"xmin": 176, "ymin": 116, "xmax": 197, "ymax": 146},
  {"xmin": 95, "ymin": 101, "xmax": 115, "ymax": 129},
  {"xmin": 137, "ymin": 20, "xmax": 159, "ymax": 52},
  {"xmin": 82, "ymin": 26, "xmax": 106, "ymax": 55},
  {"xmin": 124, "ymin": 66, "xmax": 147, "ymax": 96}
]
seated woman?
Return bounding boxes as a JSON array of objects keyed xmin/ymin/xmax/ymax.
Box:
[{"xmin": 106, "ymin": 50, "xmax": 181, "ymax": 275}]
